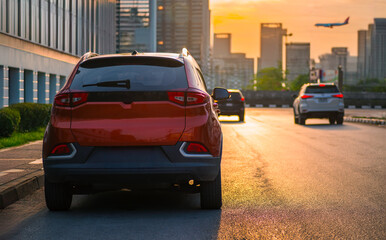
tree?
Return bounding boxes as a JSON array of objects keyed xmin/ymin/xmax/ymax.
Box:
[
  {"xmin": 249, "ymin": 65, "xmax": 287, "ymax": 91},
  {"xmin": 289, "ymin": 74, "xmax": 309, "ymax": 91}
]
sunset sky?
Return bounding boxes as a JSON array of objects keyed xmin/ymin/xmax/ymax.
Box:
[{"xmin": 210, "ymin": 0, "xmax": 386, "ymax": 63}]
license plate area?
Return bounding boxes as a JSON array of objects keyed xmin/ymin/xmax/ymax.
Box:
[
  {"xmin": 318, "ymin": 98, "xmax": 327, "ymax": 103},
  {"xmin": 226, "ymin": 103, "xmax": 233, "ymax": 107}
]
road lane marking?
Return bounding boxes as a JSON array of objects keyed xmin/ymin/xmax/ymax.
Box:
[
  {"xmin": 3, "ymin": 169, "xmax": 24, "ymax": 173},
  {"xmin": 29, "ymin": 158, "xmax": 43, "ymax": 164}
]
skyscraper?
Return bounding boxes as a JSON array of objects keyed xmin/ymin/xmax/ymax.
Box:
[
  {"xmin": 365, "ymin": 24, "xmax": 374, "ymax": 78},
  {"xmin": 369, "ymin": 18, "xmax": 386, "ymax": 80},
  {"xmin": 156, "ymin": 0, "xmax": 210, "ymax": 72},
  {"xmin": 356, "ymin": 18, "xmax": 386, "ymax": 81},
  {"xmin": 259, "ymin": 23, "xmax": 287, "ymax": 71},
  {"xmin": 285, "ymin": 43, "xmax": 310, "ymax": 82},
  {"xmin": 212, "ymin": 33, "xmax": 254, "ymax": 90},
  {"xmin": 357, "ymin": 30, "xmax": 367, "ymax": 80},
  {"xmin": 116, "ymin": 0, "xmax": 151, "ymax": 53},
  {"xmin": 213, "ymin": 33, "xmax": 232, "ymax": 58}
]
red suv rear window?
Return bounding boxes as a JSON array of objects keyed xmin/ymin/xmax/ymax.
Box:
[{"xmin": 70, "ymin": 57, "xmax": 188, "ymax": 91}]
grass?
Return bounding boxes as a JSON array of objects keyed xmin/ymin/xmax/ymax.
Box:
[{"xmin": 0, "ymin": 127, "xmax": 45, "ymax": 149}]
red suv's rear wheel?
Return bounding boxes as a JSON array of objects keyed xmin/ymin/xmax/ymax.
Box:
[{"xmin": 200, "ymin": 168, "xmax": 222, "ymax": 209}]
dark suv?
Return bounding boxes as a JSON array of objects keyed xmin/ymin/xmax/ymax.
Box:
[
  {"xmin": 217, "ymin": 89, "xmax": 245, "ymax": 121},
  {"xmin": 43, "ymin": 49, "xmax": 229, "ymax": 210}
]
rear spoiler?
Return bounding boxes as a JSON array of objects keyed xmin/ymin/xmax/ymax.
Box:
[{"xmin": 80, "ymin": 52, "xmax": 99, "ymax": 62}]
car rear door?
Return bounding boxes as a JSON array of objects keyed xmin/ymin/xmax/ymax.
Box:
[
  {"xmin": 68, "ymin": 56, "xmax": 188, "ymax": 146},
  {"xmin": 304, "ymin": 85, "xmax": 342, "ymax": 111}
]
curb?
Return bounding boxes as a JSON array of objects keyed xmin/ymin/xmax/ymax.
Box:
[
  {"xmin": 0, "ymin": 169, "xmax": 44, "ymax": 209},
  {"xmin": 344, "ymin": 117, "xmax": 386, "ymax": 126}
]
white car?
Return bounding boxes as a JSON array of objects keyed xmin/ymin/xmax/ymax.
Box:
[{"xmin": 293, "ymin": 83, "xmax": 344, "ymax": 125}]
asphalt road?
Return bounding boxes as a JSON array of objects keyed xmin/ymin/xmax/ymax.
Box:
[{"xmin": 1, "ymin": 108, "xmax": 385, "ymax": 239}]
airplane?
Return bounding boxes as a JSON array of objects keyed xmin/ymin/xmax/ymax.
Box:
[{"xmin": 315, "ymin": 17, "xmax": 350, "ymax": 28}]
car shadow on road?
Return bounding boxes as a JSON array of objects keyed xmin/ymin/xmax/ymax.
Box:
[
  {"xmin": 220, "ymin": 120, "xmax": 245, "ymax": 124},
  {"xmin": 7, "ymin": 191, "xmax": 222, "ymax": 240},
  {"xmin": 302, "ymin": 123, "xmax": 360, "ymax": 131}
]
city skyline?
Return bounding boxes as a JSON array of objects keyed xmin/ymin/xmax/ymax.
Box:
[{"xmin": 210, "ymin": 0, "xmax": 386, "ymax": 61}]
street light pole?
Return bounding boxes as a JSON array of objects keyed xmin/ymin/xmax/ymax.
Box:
[
  {"xmin": 338, "ymin": 65, "xmax": 343, "ymax": 92},
  {"xmin": 149, "ymin": 0, "xmax": 157, "ymax": 52}
]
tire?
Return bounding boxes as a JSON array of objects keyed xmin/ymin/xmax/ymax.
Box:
[
  {"xmin": 336, "ymin": 116, "xmax": 344, "ymax": 125},
  {"xmin": 299, "ymin": 115, "xmax": 306, "ymax": 125},
  {"xmin": 293, "ymin": 108, "xmax": 299, "ymax": 124},
  {"xmin": 239, "ymin": 112, "xmax": 245, "ymax": 122},
  {"xmin": 45, "ymin": 179, "xmax": 73, "ymax": 211},
  {"xmin": 200, "ymin": 169, "xmax": 222, "ymax": 209},
  {"xmin": 329, "ymin": 117, "xmax": 335, "ymax": 125}
]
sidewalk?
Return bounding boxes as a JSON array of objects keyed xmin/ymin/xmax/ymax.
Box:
[{"xmin": 0, "ymin": 141, "xmax": 43, "ymax": 208}]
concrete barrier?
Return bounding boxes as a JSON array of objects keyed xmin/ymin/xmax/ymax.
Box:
[{"xmin": 242, "ymin": 90, "xmax": 386, "ymax": 108}]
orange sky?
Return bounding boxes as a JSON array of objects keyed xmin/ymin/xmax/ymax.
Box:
[{"xmin": 210, "ymin": 0, "xmax": 386, "ymax": 63}]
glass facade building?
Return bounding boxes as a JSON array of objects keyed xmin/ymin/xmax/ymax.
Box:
[
  {"xmin": 116, "ymin": 0, "xmax": 150, "ymax": 53},
  {"xmin": 156, "ymin": 0, "xmax": 210, "ymax": 73},
  {"xmin": 0, "ymin": 0, "xmax": 116, "ymax": 55},
  {"xmin": 0, "ymin": 0, "xmax": 116, "ymax": 107}
]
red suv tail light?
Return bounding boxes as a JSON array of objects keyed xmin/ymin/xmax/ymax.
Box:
[
  {"xmin": 240, "ymin": 97, "xmax": 245, "ymax": 102},
  {"xmin": 168, "ymin": 91, "xmax": 209, "ymax": 106},
  {"xmin": 332, "ymin": 94, "xmax": 343, "ymax": 98},
  {"xmin": 186, "ymin": 92, "xmax": 209, "ymax": 105},
  {"xmin": 301, "ymin": 95, "xmax": 314, "ymax": 99},
  {"xmin": 168, "ymin": 92, "xmax": 185, "ymax": 105},
  {"xmin": 54, "ymin": 92, "xmax": 88, "ymax": 107}
]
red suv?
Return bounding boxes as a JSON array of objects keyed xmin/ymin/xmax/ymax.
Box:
[{"xmin": 43, "ymin": 50, "xmax": 229, "ymax": 211}]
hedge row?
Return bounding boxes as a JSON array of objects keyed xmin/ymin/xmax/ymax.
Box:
[
  {"xmin": 0, "ymin": 103, "xmax": 51, "ymax": 137},
  {"xmin": 0, "ymin": 108, "xmax": 21, "ymax": 137}
]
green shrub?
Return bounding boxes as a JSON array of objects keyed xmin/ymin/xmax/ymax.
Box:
[
  {"xmin": 9, "ymin": 103, "xmax": 52, "ymax": 132},
  {"xmin": 0, "ymin": 107, "xmax": 21, "ymax": 137}
]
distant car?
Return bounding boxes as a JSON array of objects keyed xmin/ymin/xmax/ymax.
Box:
[
  {"xmin": 43, "ymin": 49, "xmax": 229, "ymax": 211},
  {"xmin": 293, "ymin": 83, "xmax": 344, "ymax": 125},
  {"xmin": 217, "ymin": 89, "xmax": 245, "ymax": 121}
]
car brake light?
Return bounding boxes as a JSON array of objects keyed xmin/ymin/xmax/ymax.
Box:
[
  {"xmin": 332, "ymin": 94, "xmax": 343, "ymax": 98},
  {"xmin": 54, "ymin": 92, "xmax": 88, "ymax": 107},
  {"xmin": 186, "ymin": 92, "xmax": 209, "ymax": 105},
  {"xmin": 51, "ymin": 144, "xmax": 71, "ymax": 155},
  {"xmin": 241, "ymin": 97, "xmax": 245, "ymax": 102},
  {"xmin": 319, "ymin": 84, "xmax": 325, "ymax": 87},
  {"xmin": 168, "ymin": 92, "xmax": 185, "ymax": 106},
  {"xmin": 72, "ymin": 93, "xmax": 88, "ymax": 106},
  {"xmin": 301, "ymin": 95, "xmax": 314, "ymax": 99},
  {"xmin": 54, "ymin": 94, "xmax": 71, "ymax": 107},
  {"xmin": 168, "ymin": 92, "xmax": 209, "ymax": 106},
  {"xmin": 186, "ymin": 143, "xmax": 209, "ymax": 153}
]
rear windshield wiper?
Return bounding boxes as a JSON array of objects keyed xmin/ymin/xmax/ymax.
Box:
[{"xmin": 83, "ymin": 80, "xmax": 130, "ymax": 89}]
